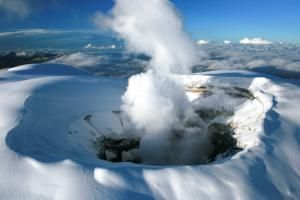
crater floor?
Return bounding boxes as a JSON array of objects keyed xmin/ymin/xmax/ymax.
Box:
[{"xmin": 1, "ymin": 64, "xmax": 299, "ymax": 200}]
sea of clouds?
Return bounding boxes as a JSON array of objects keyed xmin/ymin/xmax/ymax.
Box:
[
  {"xmin": 46, "ymin": 42, "xmax": 300, "ymax": 79},
  {"xmin": 194, "ymin": 43, "xmax": 300, "ymax": 79}
]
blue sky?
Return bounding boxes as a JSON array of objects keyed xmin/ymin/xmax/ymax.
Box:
[{"xmin": 0, "ymin": 0, "xmax": 299, "ymax": 43}]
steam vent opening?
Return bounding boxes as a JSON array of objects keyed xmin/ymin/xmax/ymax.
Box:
[{"xmin": 69, "ymin": 81, "xmax": 265, "ymax": 166}]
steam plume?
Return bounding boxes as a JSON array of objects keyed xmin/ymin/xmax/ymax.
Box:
[
  {"xmin": 96, "ymin": 0, "xmax": 198, "ymax": 74},
  {"xmin": 96, "ymin": 0, "xmax": 211, "ymax": 164}
]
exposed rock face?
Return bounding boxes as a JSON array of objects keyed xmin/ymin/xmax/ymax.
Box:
[
  {"xmin": 196, "ymin": 108, "xmax": 234, "ymax": 123},
  {"xmin": 207, "ymin": 123, "xmax": 241, "ymax": 161},
  {"xmin": 93, "ymin": 136, "xmax": 141, "ymax": 163},
  {"xmin": 184, "ymin": 84, "xmax": 255, "ymax": 100},
  {"xmin": 0, "ymin": 52, "xmax": 61, "ymax": 69}
]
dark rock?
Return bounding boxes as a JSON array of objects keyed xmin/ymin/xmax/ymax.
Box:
[
  {"xmin": 207, "ymin": 123, "xmax": 241, "ymax": 161},
  {"xmin": 222, "ymin": 86, "xmax": 255, "ymax": 100},
  {"xmin": 94, "ymin": 136, "xmax": 141, "ymax": 163},
  {"xmin": 195, "ymin": 108, "xmax": 234, "ymax": 123},
  {"xmin": 0, "ymin": 51, "xmax": 61, "ymax": 69}
]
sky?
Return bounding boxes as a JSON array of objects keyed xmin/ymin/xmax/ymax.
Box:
[{"xmin": 0, "ymin": 0, "xmax": 299, "ymax": 43}]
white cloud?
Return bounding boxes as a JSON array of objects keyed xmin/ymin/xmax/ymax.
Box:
[
  {"xmin": 16, "ymin": 52, "xmax": 27, "ymax": 57},
  {"xmin": 0, "ymin": 0, "xmax": 30, "ymax": 17},
  {"xmin": 240, "ymin": 37, "xmax": 272, "ymax": 45},
  {"xmin": 84, "ymin": 44, "xmax": 94, "ymax": 49},
  {"xmin": 83, "ymin": 43, "xmax": 117, "ymax": 50},
  {"xmin": 224, "ymin": 40, "xmax": 231, "ymax": 44},
  {"xmin": 0, "ymin": 29, "xmax": 77, "ymax": 37},
  {"xmin": 197, "ymin": 40, "xmax": 209, "ymax": 45}
]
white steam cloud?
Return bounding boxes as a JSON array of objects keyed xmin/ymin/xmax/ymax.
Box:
[
  {"xmin": 122, "ymin": 72, "xmax": 211, "ymax": 164},
  {"xmin": 94, "ymin": 0, "xmax": 210, "ymax": 164},
  {"xmin": 122, "ymin": 72, "xmax": 191, "ymax": 132},
  {"xmin": 95, "ymin": 0, "xmax": 198, "ymax": 74},
  {"xmin": 96, "ymin": 0, "xmax": 211, "ymax": 164}
]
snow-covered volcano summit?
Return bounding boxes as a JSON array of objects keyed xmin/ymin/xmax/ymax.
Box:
[{"xmin": 0, "ymin": 64, "xmax": 299, "ymax": 199}]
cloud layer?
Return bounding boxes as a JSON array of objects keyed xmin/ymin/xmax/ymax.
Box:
[
  {"xmin": 194, "ymin": 43, "xmax": 300, "ymax": 79},
  {"xmin": 45, "ymin": 43, "xmax": 300, "ymax": 79},
  {"xmin": 0, "ymin": 29, "xmax": 76, "ymax": 37}
]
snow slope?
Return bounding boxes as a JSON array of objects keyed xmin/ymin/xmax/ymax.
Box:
[{"xmin": 0, "ymin": 64, "xmax": 299, "ymax": 199}]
